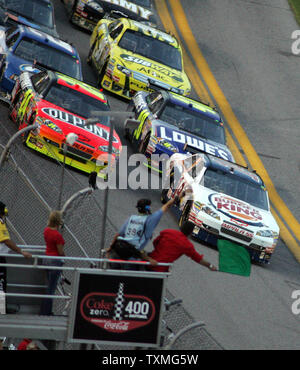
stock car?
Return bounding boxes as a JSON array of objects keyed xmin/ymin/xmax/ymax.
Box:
[
  {"xmin": 62, "ymin": 0, "xmax": 157, "ymax": 32},
  {"xmin": 0, "ymin": 0, "xmax": 59, "ymax": 38},
  {"xmin": 124, "ymin": 89, "xmax": 234, "ymax": 172},
  {"xmin": 88, "ymin": 17, "xmax": 191, "ymax": 99},
  {"xmin": 8, "ymin": 70, "xmax": 122, "ymax": 177},
  {"xmin": 161, "ymin": 153, "xmax": 280, "ymax": 264},
  {"xmin": 0, "ymin": 25, "xmax": 82, "ymax": 95}
]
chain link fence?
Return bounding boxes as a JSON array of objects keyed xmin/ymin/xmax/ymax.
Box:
[{"xmin": 0, "ymin": 118, "xmax": 223, "ymax": 350}]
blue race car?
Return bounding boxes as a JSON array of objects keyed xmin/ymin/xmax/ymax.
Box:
[
  {"xmin": 124, "ymin": 89, "xmax": 234, "ymax": 172},
  {"xmin": 0, "ymin": 0, "xmax": 59, "ymax": 38},
  {"xmin": 0, "ymin": 25, "xmax": 82, "ymax": 95}
]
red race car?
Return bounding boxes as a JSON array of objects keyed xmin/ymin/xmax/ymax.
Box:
[{"xmin": 9, "ymin": 70, "xmax": 122, "ymax": 178}]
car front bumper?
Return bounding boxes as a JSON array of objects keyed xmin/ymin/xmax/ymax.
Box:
[{"xmin": 186, "ymin": 207, "xmax": 277, "ymax": 264}]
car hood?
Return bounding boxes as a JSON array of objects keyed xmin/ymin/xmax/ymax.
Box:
[
  {"xmin": 5, "ymin": 11, "xmax": 58, "ymax": 38},
  {"xmin": 92, "ymin": 0, "xmax": 157, "ymax": 24},
  {"xmin": 152, "ymin": 122, "xmax": 234, "ymax": 162},
  {"xmin": 114, "ymin": 51, "xmax": 190, "ymax": 91},
  {"xmin": 192, "ymin": 184, "xmax": 279, "ymax": 231},
  {"xmin": 37, "ymin": 101, "xmax": 121, "ymax": 150}
]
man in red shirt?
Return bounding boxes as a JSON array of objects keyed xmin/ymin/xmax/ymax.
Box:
[{"xmin": 148, "ymin": 222, "xmax": 217, "ymax": 272}]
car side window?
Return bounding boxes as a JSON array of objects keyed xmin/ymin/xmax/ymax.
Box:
[
  {"xmin": 6, "ymin": 29, "xmax": 20, "ymax": 49},
  {"xmin": 146, "ymin": 92, "xmax": 164, "ymax": 114},
  {"xmin": 108, "ymin": 20, "xmax": 124, "ymax": 39},
  {"xmin": 31, "ymin": 72, "xmax": 50, "ymax": 95}
]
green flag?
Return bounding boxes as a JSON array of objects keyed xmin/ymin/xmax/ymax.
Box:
[{"xmin": 217, "ymin": 239, "xmax": 251, "ymax": 276}]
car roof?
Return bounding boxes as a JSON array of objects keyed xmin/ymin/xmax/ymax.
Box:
[
  {"xmin": 51, "ymin": 71, "xmax": 109, "ymax": 103},
  {"xmin": 164, "ymin": 90, "xmax": 222, "ymax": 122},
  {"xmin": 16, "ymin": 25, "xmax": 77, "ymax": 56},
  {"xmin": 204, "ymin": 154, "xmax": 265, "ymax": 187},
  {"xmin": 120, "ymin": 18, "xmax": 179, "ymax": 47}
]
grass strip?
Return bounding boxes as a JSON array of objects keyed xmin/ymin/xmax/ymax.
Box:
[{"xmin": 288, "ymin": 0, "xmax": 300, "ymax": 26}]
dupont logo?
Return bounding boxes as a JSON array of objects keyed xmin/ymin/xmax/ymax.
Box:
[
  {"xmin": 79, "ymin": 283, "xmax": 155, "ymax": 333},
  {"xmin": 209, "ymin": 194, "xmax": 263, "ymax": 225}
]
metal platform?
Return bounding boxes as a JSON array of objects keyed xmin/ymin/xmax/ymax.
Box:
[{"xmin": 0, "ymin": 314, "xmax": 68, "ymax": 341}]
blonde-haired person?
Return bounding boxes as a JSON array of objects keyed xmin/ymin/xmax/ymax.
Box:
[{"xmin": 40, "ymin": 210, "xmax": 65, "ymax": 316}]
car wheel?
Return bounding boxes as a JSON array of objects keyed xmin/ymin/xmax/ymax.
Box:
[
  {"xmin": 139, "ymin": 132, "xmax": 150, "ymax": 154},
  {"xmin": 179, "ymin": 200, "xmax": 193, "ymax": 229},
  {"xmin": 21, "ymin": 130, "xmax": 29, "ymax": 145},
  {"xmin": 161, "ymin": 170, "xmax": 174, "ymax": 204},
  {"xmin": 68, "ymin": 0, "xmax": 77, "ymax": 23},
  {"xmin": 97, "ymin": 62, "xmax": 107, "ymax": 89},
  {"xmin": 87, "ymin": 43, "xmax": 95, "ymax": 66},
  {"xmin": 0, "ymin": 63, "xmax": 5, "ymax": 83}
]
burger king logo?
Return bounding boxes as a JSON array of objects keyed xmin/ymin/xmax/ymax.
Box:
[{"xmin": 209, "ymin": 194, "xmax": 263, "ymax": 226}]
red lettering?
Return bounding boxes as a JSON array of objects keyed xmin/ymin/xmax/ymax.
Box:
[{"xmin": 86, "ymin": 299, "xmax": 114, "ymax": 310}]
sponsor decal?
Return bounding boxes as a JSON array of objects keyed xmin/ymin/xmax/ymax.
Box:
[
  {"xmin": 80, "ymin": 283, "xmax": 155, "ymax": 333},
  {"xmin": 221, "ymin": 221, "xmax": 254, "ymax": 239},
  {"xmin": 19, "ymin": 64, "xmax": 41, "ymax": 74},
  {"xmin": 158, "ymin": 126, "xmax": 231, "ymax": 161},
  {"xmin": 41, "ymin": 107, "xmax": 118, "ymax": 143},
  {"xmin": 209, "ymin": 194, "xmax": 264, "ymax": 226},
  {"xmin": 120, "ymin": 54, "xmax": 182, "ymax": 81},
  {"xmin": 102, "ymin": 0, "xmax": 153, "ymax": 20}
]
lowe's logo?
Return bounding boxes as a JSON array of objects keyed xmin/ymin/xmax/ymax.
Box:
[{"xmin": 158, "ymin": 126, "xmax": 232, "ymax": 161}]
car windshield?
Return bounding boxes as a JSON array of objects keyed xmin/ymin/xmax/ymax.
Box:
[
  {"xmin": 4, "ymin": 0, "xmax": 54, "ymax": 29},
  {"xmin": 44, "ymin": 83, "xmax": 110, "ymax": 125},
  {"xmin": 203, "ymin": 169, "xmax": 269, "ymax": 210},
  {"xmin": 14, "ymin": 37, "xmax": 81, "ymax": 79},
  {"xmin": 131, "ymin": 0, "xmax": 151, "ymax": 8},
  {"xmin": 159, "ymin": 103, "xmax": 226, "ymax": 144},
  {"xmin": 118, "ymin": 29, "xmax": 182, "ymax": 71}
]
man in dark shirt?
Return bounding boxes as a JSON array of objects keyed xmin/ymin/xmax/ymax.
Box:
[{"xmin": 148, "ymin": 221, "xmax": 218, "ymax": 272}]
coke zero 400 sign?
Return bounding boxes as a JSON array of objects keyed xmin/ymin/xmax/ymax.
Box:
[{"xmin": 68, "ymin": 270, "xmax": 166, "ymax": 347}]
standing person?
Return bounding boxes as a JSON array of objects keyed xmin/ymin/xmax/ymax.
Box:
[
  {"xmin": 40, "ymin": 210, "xmax": 65, "ymax": 316},
  {"xmin": 0, "ymin": 201, "xmax": 32, "ymax": 295},
  {"xmin": 107, "ymin": 196, "xmax": 181, "ymax": 268},
  {"xmin": 147, "ymin": 221, "xmax": 218, "ymax": 272}
]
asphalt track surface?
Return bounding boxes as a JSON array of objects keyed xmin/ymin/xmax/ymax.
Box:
[{"xmin": 1, "ymin": 0, "xmax": 299, "ymax": 350}]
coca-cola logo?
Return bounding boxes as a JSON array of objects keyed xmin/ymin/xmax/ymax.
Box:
[
  {"xmin": 209, "ymin": 194, "xmax": 264, "ymax": 227},
  {"xmin": 80, "ymin": 292, "xmax": 155, "ymax": 333}
]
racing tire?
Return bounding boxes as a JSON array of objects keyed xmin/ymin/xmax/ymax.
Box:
[
  {"xmin": 161, "ymin": 171, "xmax": 174, "ymax": 204},
  {"xmin": 87, "ymin": 43, "xmax": 95, "ymax": 66},
  {"xmin": 68, "ymin": 0, "xmax": 77, "ymax": 23},
  {"xmin": 97, "ymin": 62, "xmax": 107, "ymax": 89},
  {"xmin": 139, "ymin": 132, "xmax": 150, "ymax": 155},
  {"xmin": 0, "ymin": 63, "xmax": 5, "ymax": 84},
  {"xmin": 21, "ymin": 130, "xmax": 29, "ymax": 146},
  {"xmin": 179, "ymin": 200, "xmax": 193, "ymax": 229}
]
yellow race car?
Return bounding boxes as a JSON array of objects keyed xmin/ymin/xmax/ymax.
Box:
[{"xmin": 88, "ymin": 17, "xmax": 191, "ymax": 99}]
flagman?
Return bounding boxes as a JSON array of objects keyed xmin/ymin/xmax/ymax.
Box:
[{"xmin": 147, "ymin": 221, "xmax": 217, "ymax": 272}]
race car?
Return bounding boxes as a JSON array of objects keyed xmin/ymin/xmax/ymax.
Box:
[
  {"xmin": 0, "ymin": 0, "xmax": 59, "ymax": 38},
  {"xmin": 8, "ymin": 70, "xmax": 122, "ymax": 177},
  {"xmin": 62, "ymin": 0, "xmax": 157, "ymax": 33},
  {"xmin": 124, "ymin": 89, "xmax": 234, "ymax": 172},
  {"xmin": 88, "ymin": 17, "xmax": 191, "ymax": 99},
  {"xmin": 161, "ymin": 153, "xmax": 280, "ymax": 264},
  {"xmin": 0, "ymin": 25, "xmax": 82, "ymax": 94}
]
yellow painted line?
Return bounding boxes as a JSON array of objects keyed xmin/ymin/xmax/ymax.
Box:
[
  {"xmin": 154, "ymin": 0, "xmax": 248, "ymax": 168},
  {"xmin": 271, "ymin": 206, "xmax": 300, "ymax": 262},
  {"xmin": 155, "ymin": 0, "xmax": 300, "ymax": 261}
]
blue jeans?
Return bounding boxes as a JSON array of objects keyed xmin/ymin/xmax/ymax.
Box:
[{"xmin": 40, "ymin": 259, "xmax": 64, "ymax": 316}]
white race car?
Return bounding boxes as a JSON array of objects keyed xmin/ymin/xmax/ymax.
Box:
[{"xmin": 161, "ymin": 153, "xmax": 280, "ymax": 264}]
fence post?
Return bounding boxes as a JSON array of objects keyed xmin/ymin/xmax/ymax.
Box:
[{"xmin": 0, "ymin": 124, "xmax": 39, "ymax": 169}]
